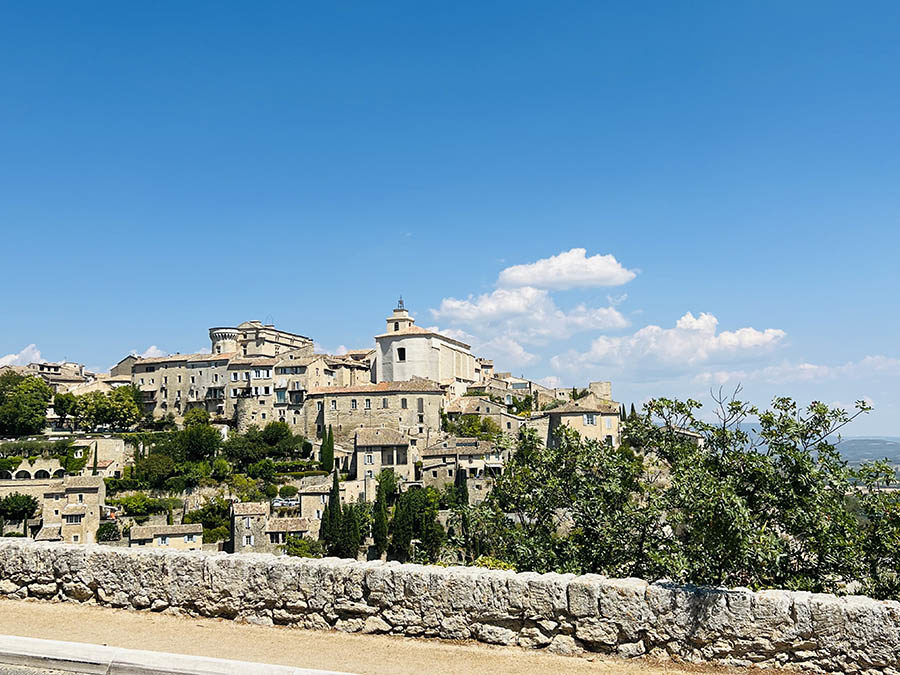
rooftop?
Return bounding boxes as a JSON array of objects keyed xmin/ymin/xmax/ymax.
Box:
[
  {"xmin": 130, "ymin": 523, "xmax": 203, "ymax": 540},
  {"xmin": 308, "ymin": 379, "xmax": 442, "ymax": 395},
  {"xmin": 265, "ymin": 517, "xmax": 310, "ymax": 533},
  {"xmin": 231, "ymin": 501, "xmax": 269, "ymax": 516},
  {"xmin": 550, "ymin": 393, "xmax": 621, "ymax": 415}
]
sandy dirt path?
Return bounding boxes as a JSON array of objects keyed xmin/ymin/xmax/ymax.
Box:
[{"xmin": 0, "ymin": 598, "xmax": 750, "ymax": 674}]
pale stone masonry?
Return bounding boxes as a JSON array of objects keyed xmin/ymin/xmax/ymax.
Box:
[
  {"xmin": 0, "ymin": 539, "xmax": 898, "ymax": 672},
  {"xmin": 129, "ymin": 523, "xmax": 203, "ymax": 551},
  {"xmin": 230, "ymin": 501, "xmax": 314, "ymax": 555}
]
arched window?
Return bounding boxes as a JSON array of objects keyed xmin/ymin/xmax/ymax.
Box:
[
  {"xmin": 394, "ymin": 322, "xmax": 399, "ymax": 331},
  {"xmin": 34, "ymin": 469, "xmax": 51, "ymax": 479},
  {"xmin": 14, "ymin": 470, "xmax": 31, "ymax": 480}
]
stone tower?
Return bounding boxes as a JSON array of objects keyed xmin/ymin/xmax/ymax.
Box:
[{"xmin": 209, "ymin": 327, "xmax": 239, "ymax": 355}]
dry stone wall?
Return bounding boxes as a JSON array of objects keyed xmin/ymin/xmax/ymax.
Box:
[{"xmin": 0, "ymin": 539, "xmax": 898, "ymax": 673}]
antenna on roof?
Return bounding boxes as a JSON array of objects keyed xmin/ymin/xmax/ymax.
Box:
[{"xmin": 397, "ymin": 296, "xmax": 405, "ymax": 310}]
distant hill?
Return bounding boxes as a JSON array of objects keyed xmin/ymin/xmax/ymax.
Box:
[{"xmin": 833, "ymin": 437, "xmax": 900, "ymax": 466}]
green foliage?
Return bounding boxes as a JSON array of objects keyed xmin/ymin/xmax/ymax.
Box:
[
  {"xmin": 0, "ymin": 492, "xmax": 39, "ymax": 535},
  {"xmin": 96, "ymin": 522, "xmax": 120, "ymax": 542},
  {"xmin": 262, "ymin": 421, "xmax": 292, "ymax": 446},
  {"xmin": 110, "ymin": 493, "xmax": 181, "ymax": 518},
  {"xmin": 278, "ymin": 485, "xmax": 298, "ymax": 498},
  {"xmin": 0, "ymin": 376, "xmax": 53, "ymax": 437},
  {"xmin": 182, "ymin": 408, "xmax": 210, "ymax": 428},
  {"xmin": 454, "ymin": 465, "xmax": 469, "ymax": 507},
  {"xmin": 508, "ymin": 395, "xmax": 533, "ymax": 415},
  {"xmin": 53, "ymin": 392, "xmax": 77, "ymax": 427},
  {"xmin": 203, "ymin": 526, "xmax": 230, "ymax": 543},
  {"xmin": 183, "ymin": 495, "xmax": 231, "ymax": 533},
  {"xmin": 282, "ymin": 535, "xmax": 324, "ymax": 558},
  {"xmin": 388, "ymin": 486, "xmax": 444, "ymax": 563},
  {"xmin": 320, "ymin": 471, "xmax": 342, "ymax": 553},
  {"xmin": 472, "ymin": 555, "xmax": 515, "ymax": 570},
  {"xmin": 334, "ymin": 502, "xmax": 363, "ymax": 559},
  {"xmin": 0, "ymin": 456, "xmax": 23, "ymax": 473},
  {"xmin": 177, "ymin": 424, "xmax": 221, "ymax": 462},
  {"xmin": 444, "ymin": 414, "xmax": 502, "ymax": 440},
  {"xmin": 247, "ymin": 458, "xmax": 275, "ymax": 482},
  {"xmin": 211, "ymin": 457, "xmax": 232, "ymax": 481},
  {"xmin": 134, "ymin": 453, "xmax": 176, "ymax": 488},
  {"xmin": 320, "ymin": 426, "xmax": 335, "ymax": 473},
  {"xmin": 454, "ymin": 395, "xmax": 900, "ymax": 600}
]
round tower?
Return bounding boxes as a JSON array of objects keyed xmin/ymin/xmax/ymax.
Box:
[{"xmin": 209, "ymin": 327, "xmax": 239, "ymax": 355}]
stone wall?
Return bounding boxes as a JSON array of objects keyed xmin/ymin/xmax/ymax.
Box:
[{"xmin": 0, "ymin": 539, "xmax": 897, "ymax": 673}]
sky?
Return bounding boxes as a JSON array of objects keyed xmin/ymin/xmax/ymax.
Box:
[{"xmin": 1, "ymin": 2, "xmax": 898, "ymax": 435}]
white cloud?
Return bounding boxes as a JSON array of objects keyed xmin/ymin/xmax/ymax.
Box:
[
  {"xmin": 0, "ymin": 344, "xmax": 43, "ymax": 367},
  {"xmin": 498, "ymin": 248, "xmax": 636, "ymax": 290},
  {"xmin": 432, "ymin": 287, "xmax": 628, "ymax": 343},
  {"xmin": 695, "ymin": 355, "xmax": 900, "ymax": 386},
  {"xmin": 314, "ymin": 342, "xmax": 348, "ymax": 356},
  {"xmin": 426, "ymin": 326, "xmax": 537, "ymax": 367},
  {"xmin": 551, "ymin": 312, "xmax": 785, "ymax": 375},
  {"xmin": 537, "ymin": 375, "xmax": 562, "ymax": 388},
  {"xmin": 130, "ymin": 345, "xmax": 167, "ymax": 359}
]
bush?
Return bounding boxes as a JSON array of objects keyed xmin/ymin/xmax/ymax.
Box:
[
  {"xmin": 96, "ymin": 522, "xmax": 120, "ymax": 542},
  {"xmin": 278, "ymin": 470, "xmax": 328, "ymax": 479},
  {"xmin": 472, "ymin": 555, "xmax": 515, "ymax": 570},
  {"xmin": 278, "ymin": 485, "xmax": 298, "ymax": 498},
  {"xmin": 203, "ymin": 526, "xmax": 230, "ymax": 543},
  {"xmin": 282, "ymin": 535, "xmax": 323, "ymax": 558},
  {"xmin": 2, "ymin": 532, "xmax": 25, "ymax": 537},
  {"xmin": 263, "ymin": 483, "xmax": 278, "ymax": 499}
]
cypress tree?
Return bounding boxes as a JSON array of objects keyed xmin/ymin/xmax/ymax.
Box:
[
  {"xmin": 91, "ymin": 446, "xmax": 99, "ymax": 476},
  {"xmin": 321, "ymin": 470, "xmax": 342, "ymax": 554},
  {"xmin": 372, "ymin": 483, "xmax": 389, "ymax": 556},
  {"xmin": 620, "ymin": 404, "xmax": 626, "ymax": 422},
  {"xmin": 337, "ymin": 502, "xmax": 362, "ymax": 559},
  {"xmin": 320, "ymin": 425, "xmax": 334, "ymax": 473},
  {"xmin": 629, "ymin": 403, "xmax": 637, "ymax": 421},
  {"xmin": 454, "ymin": 465, "xmax": 469, "ymax": 506}
]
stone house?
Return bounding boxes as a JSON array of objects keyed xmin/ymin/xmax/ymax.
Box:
[
  {"xmin": 36, "ymin": 476, "xmax": 106, "ymax": 545},
  {"xmin": 421, "ymin": 437, "xmax": 504, "ymax": 504},
  {"xmin": 303, "ymin": 379, "xmax": 443, "ymax": 445},
  {"xmin": 129, "ymin": 523, "xmax": 203, "ymax": 550},
  {"xmin": 444, "ymin": 396, "xmax": 524, "ymax": 435},
  {"xmin": 546, "ymin": 393, "xmax": 621, "ymax": 447},
  {"xmin": 230, "ymin": 501, "xmax": 313, "ymax": 554}
]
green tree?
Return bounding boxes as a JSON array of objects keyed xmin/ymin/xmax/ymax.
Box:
[
  {"xmin": 372, "ymin": 475, "xmax": 390, "ymax": 556},
  {"xmin": 91, "ymin": 446, "xmax": 99, "ymax": 476},
  {"xmin": 178, "ymin": 424, "xmax": 221, "ymax": 462},
  {"xmin": 53, "ymin": 392, "xmax": 77, "ymax": 429},
  {"xmin": 388, "ymin": 486, "xmax": 443, "ymax": 563},
  {"xmin": 454, "ymin": 464, "xmax": 469, "ymax": 506},
  {"xmin": 108, "ymin": 386, "xmax": 141, "ymax": 429},
  {"xmin": 135, "ymin": 453, "xmax": 175, "ymax": 488},
  {"xmin": 96, "ymin": 522, "xmax": 120, "ymax": 542},
  {"xmin": 0, "ymin": 493, "xmax": 39, "ymax": 535},
  {"xmin": 74, "ymin": 391, "xmax": 112, "ymax": 431},
  {"xmin": 282, "ymin": 535, "xmax": 324, "ymax": 558},
  {"xmin": 262, "ymin": 421, "xmax": 292, "ymax": 446},
  {"xmin": 278, "ymin": 485, "xmax": 298, "ymax": 499},
  {"xmin": 211, "ymin": 457, "xmax": 232, "ymax": 481},
  {"xmin": 320, "ymin": 426, "xmax": 335, "ymax": 473},
  {"xmin": 335, "ymin": 502, "xmax": 363, "ymax": 559},
  {"xmin": 0, "ymin": 376, "xmax": 53, "ymax": 437},
  {"xmin": 320, "ymin": 471, "xmax": 342, "ymax": 553},
  {"xmin": 182, "ymin": 407, "xmax": 210, "ymax": 428}
]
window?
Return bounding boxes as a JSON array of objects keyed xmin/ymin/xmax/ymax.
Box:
[
  {"xmin": 382, "ymin": 398, "xmax": 389, "ymax": 409},
  {"xmin": 315, "ymin": 509, "xmax": 322, "ymax": 519},
  {"xmin": 394, "ymin": 322, "xmax": 399, "ymax": 331},
  {"xmin": 330, "ymin": 399, "xmax": 336, "ymax": 410},
  {"xmin": 178, "ymin": 375, "xmax": 182, "ymax": 383},
  {"xmin": 191, "ymin": 376, "xmax": 196, "ymax": 384},
  {"xmin": 78, "ymin": 494, "xmax": 83, "ymax": 503},
  {"xmin": 214, "ymin": 374, "xmax": 219, "ymax": 383},
  {"xmin": 317, "ymin": 402, "xmax": 323, "ymax": 412},
  {"xmin": 366, "ymin": 470, "xmax": 374, "ymax": 478},
  {"xmin": 606, "ymin": 417, "xmax": 613, "ymax": 429},
  {"xmin": 365, "ymin": 454, "xmax": 373, "ymax": 465},
  {"xmin": 397, "ymin": 347, "xmax": 406, "ymax": 362},
  {"xmin": 64, "ymin": 514, "xmax": 83, "ymax": 524},
  {"xmin": 364, "ymin": 398, "xmax": 371, "ymax": 409},
  {"xmin": 417, "ymin": 414, "xmax": 424, "ymax": 424},
  {"xmin": 448, "ymin": 469, "xmax": 454, "ymax": 476},
  {"xmin": 140, "ymin": 378, "xmax": 144, "ymax": 385},
  {"xmin": 244, "ymin": 517, "xmax": 251, "ymax": 528},
  {"xmin": 584, "ymin": 413, "xmax": 596, "ymax": 426},
  {"xmin": 185, "ymin": 534, "xmax": 195, "ymax": 543},
  {"xmin": 261, "ymin": 413, "xmax": 266, "ymax": 420},
  {"xmin": 417, "ymin": 398, "xmax": 424, "ymax": 413},
  {"xmin": 164, "ymin": 376, "xmax": 168, "ymax": 384},
  {"xmin": 244, "ymin": 534, "xmax": 254, "ymax": 546},
  {"xmin": 159, "ymin": 535, "xmax": 169, "ymax": 546},
  {"xmin": 432, "ymin": 470, "xmax": 438, "ymax": 478},
  {"xmin": 351, "ymin": 399, "xmax": 357, "ymax": 410},
  {"xmin": 263, "ymin": 386, "xmax": 270, "ymax": 395},
  {"xmin": 401, "ymin": 398, "xmax": 407, "ymax": 409},
  {"xmin": 276, "ymin": 390, "xmax": 286, "ymax": 403},
  {"xmin": 73, "ymin": 535, "xmax": 79, "ymax": 543},
  {"xmin": 507, "ymin": 422, "xmax": 511, "ymax": 429}
]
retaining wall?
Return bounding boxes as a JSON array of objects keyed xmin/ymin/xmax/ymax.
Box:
[{"xmin": 0, "ymin": 539, "xmax": 898, "ymax": 673}]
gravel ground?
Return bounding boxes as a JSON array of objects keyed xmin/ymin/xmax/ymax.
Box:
[{"xmin": 0, "ymin": 598, "xmax": 751, "ymax": 675}]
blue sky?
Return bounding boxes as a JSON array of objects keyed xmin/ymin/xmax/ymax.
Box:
[{"xmin": 1, "ymin": 2, "xmax": 898, "ymax": 434}]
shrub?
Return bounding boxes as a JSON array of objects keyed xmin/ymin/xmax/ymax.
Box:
[
  {"xmin": 278, "ymin": 485, "xmax": 298, "ymax": 498},
  {"xmin": 203, "ymin": 526, "xmax": 230, "ymax": 543},
  {"xmin": 96, "ymin": 522, "xmax": 120, "ymax": 542},
  {"xmin": 472, "ymin": 555, "xmax": 515, "ymax": 570}
]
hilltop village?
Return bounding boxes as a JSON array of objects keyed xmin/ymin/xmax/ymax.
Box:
[{"xmin": 0, "ymin": 300, "xmax": 623, "ymax": 557}]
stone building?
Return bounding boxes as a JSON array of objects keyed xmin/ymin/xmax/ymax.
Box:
[
  {"xmin": 129, "ymin": 523, "xmax": 203, "ymax": 550},
  {"xmin": 546, "ymin": 393, "xmax": 621, "ymax": 447},
  {"xmin": 420, "ymin": 436, "xmax": 504, "ymax": 503},
  {"xmin": 444, "ymin": 396, "xmax": 524, "ymax": 435},
  {"xmin": 230, "ymin": 501, "xmax": 312, "ymax": 554},
  {"xmin": 129, "ymin": 320, "xmax": 315, "ymax": 426},
  {"xmin": 303, "ymin": 379, "xmax": 443, "ymax": 445},
  {"xmin": 372, "ymin": 300, "xmax": 476, "ymax": 396},
  {"xmin": 35, "ymin": 476, "xmax": 107, "ymax": 545}
]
